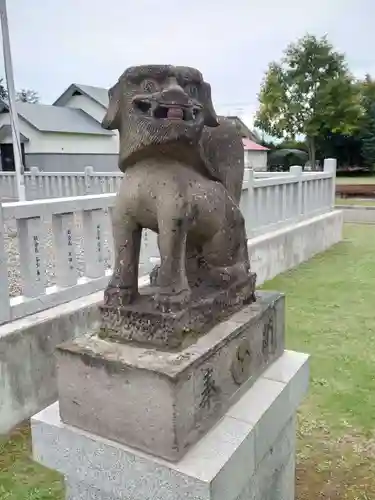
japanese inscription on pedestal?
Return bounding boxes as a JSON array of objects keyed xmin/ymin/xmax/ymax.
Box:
[
  {"xmin": 262, "ymin": 314, "xmax": 276, "ymax": 355},
  {"xmin": 231, "ymin": 339, "xmax": 251, "ymax": 385},
  {"xmin": 199, "ymin": 367, "xmax": 217, "ymax": 410}
]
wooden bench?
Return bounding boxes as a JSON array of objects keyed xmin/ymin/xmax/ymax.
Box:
[{"xmin": 336, "ymin": 184, "xmax": 375, "ymax": 198}]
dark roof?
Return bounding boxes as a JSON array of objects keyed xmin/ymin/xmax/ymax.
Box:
[
  {"xmin": 219, "ymin": 115, "xmax": 260, "ymax": 142},
  {"xmin": 53, "ymin": 83, "xmax": 109, "ymax": 108},
  {"xmin": 53, "ymin": 85, "xmax": 261, "ymax": 142},
  {"xmin": 0, "ymin": 100, "xmax": 113, "ymax": 135}
]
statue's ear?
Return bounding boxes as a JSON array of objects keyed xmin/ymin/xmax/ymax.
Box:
[
  {"xmin": 200, "ymin": 81, "xmax": 219, "ymax": 128},
  {"xmin": 102, "ymin": 81, "xmax": 121, "ymax": 130}
]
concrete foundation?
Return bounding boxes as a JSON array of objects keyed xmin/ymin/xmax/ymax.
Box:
[
  {"xmin": 336, "ymin": 204, "xmax": 375, "ymax": 224},
  {"xmin": 32, "ymin": 350, "xmax": 309, "ymax": 500},
  {"xmin": 248, "ymin": 210, "xmax": 343, "ymax": 284},
  {"xmin": 0, "ymin": 294, "xmax": 101, "ymax": 434},
  {"xmin": 1, "ymin": 209, "xmax": 340, "ymax": 435}
]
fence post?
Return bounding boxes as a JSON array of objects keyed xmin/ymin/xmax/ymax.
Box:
[
  {"xmin": 0, "ymin": 203, "xmax": 11, "ymax": 323},
  {"xmin": 244, "ymin": 168, "xmax": 255, "ymax": 238},
  {"xmin": 29, "ymin": 166, "xmax": 40, "ymax": 200},
  {"xmin": 52, "ymin": 212, "xmax": 78, "ymax": 287},
  {"xmin": 243, "ymin": 167, "xmax": 250, "ymax": 184},
  {"xmin": 324, "ymin": 158, "xmax": 337, "ymax": 209},
  {"xmin": 84, "ymin": 166, "xmax": 95, "ymax": 195},
  {"xmin": 82, "ymin": 208, "xmax": 106, "ymax": 278},
  {"xmin": 290, "ymin": 165, "xmax": 303, "ymax": 219},
  {"xmin": 17, "ymin": 216, "xmax": 46, "ymax": 297}
]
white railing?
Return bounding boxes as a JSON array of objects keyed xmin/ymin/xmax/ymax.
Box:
[
  {"xmin": 242, "ymin": 160, "xmax": 336, "ymax": 237},
  {"xmin": 0, "ymin": 159, "xmax": 336, "ymax": 324},
  {"xmin": 0, "ymin": 166, "xmax": 123, "ymax": 200}
]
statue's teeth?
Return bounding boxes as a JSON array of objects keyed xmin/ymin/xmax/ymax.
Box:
[{"xmin": 167, "ymin": 107, "xmax": 183, "ymax": 119}]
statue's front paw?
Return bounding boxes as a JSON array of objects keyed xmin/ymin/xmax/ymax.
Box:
[{"xmin": 154, "ymin": 287, "xmax": 191, "ymax": 313}]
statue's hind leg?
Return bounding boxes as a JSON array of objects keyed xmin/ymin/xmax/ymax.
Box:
[
  {"xmin": 149, "ymin": 239, "xmax": 203, "ymax": 288},
  {"xmin": 200, "ymin": 203, "xmax": 251, "ymax": 287}
]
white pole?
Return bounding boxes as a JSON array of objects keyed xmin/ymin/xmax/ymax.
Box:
[{"xmin": 0, "ymin": 0, "xmax": 25, "ymax": 200}]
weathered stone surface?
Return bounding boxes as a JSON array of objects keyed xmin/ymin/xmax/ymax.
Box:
[
  {"xmin": 32, "ymin": 351, "xmax": 309, "ymax": 500},
  {"xmin": 56, "ymin": 291, "xmax": 284, "ymax": 461},
  {"xmin": 99, "ymin": 273, "xmax": 256, "ymax": 349},
  {"xmin": 101, "ymin": 64, "xmax": 256, "ymax": 347}
]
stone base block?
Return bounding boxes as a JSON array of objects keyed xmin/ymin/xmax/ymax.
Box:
[
  {"xmin": 99, "ymin": 272, "xmax": 257, "ymax": 349},
  {"xmin": 32, "ymin": 350, "xmax": 309, "ymax": 500},
  {"xmin": 56, "ymin": 291, "xmax": 284, "ymax": 461}
]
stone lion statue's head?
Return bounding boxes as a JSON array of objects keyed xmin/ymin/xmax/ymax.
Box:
[{"xmin": 102, "ymin": 65, "xmax": 219, "ymax": 171}]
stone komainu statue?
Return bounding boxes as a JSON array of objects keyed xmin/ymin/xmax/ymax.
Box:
[{"xmin": 102, "ymin": 65, "xmax": 255, "ymax": 312}]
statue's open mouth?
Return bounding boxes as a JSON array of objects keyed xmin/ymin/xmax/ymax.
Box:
[{"xmin": 133, "ymin": 98, "xmax": 201, "ymax": 122}]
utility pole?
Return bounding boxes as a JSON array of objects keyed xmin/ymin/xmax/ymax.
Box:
[{"xmin": 0, "ymin": 0, "xmax": 25, "ymax": 200}]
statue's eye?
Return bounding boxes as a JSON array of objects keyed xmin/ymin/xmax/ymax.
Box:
[
  {"xmin": 141, "ymin": 79, "xmax": 158, "ymax": 93},
  {"xmin": 185, "ymin": 83, "xmax": 199, "ymax": 99}
]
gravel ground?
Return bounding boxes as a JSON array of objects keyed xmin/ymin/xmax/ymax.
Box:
[{"xmin": 3, "ymin": 212, "xmax": 158, "ymax": 299}]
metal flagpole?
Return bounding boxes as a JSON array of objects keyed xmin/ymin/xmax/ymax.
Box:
[{"xmin": 0, "ymin": 0, "xmax": 25, "ymax": 200}]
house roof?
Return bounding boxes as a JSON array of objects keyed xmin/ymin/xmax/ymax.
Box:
[
  {"xmin": 242, "ymin": 138, "xmax": 269, "ymax": 151},
  {"xmin": 53, "ymin": 83, "xmax": 109, "ymax": 108},
  {"xmin": 0, "ymin": 100, "xmax": 113, "ymax": 135},
  {"xmin": 53, "ymin": 85, "xmax": 263, "ymax": 142},
  {"xmin": 0, "ymin": 124, "xmax": 29, "ymax": 142},
  {"xmin": 221, "ymin": 116, "xmax": 260, "ymax": 142}
]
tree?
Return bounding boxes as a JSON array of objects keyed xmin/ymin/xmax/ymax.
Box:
[
  {"xmin": 0, "ymin": 78, "xmax": 41, "ymax": 104},
  {"xmin": 255, "ymin": 34, "xmax": 362, "ymax": 169},
  {"xmin": 16, "ymin": 88, "xmax": 39, "ymax": 103},
  {"xmin": 359, "ymin": 111, "xmax": 375, "ymax": 171},
  {"xmin": 358, "ymin": 75, "xmax": 375, "ymax": 171},
  {"xmin": 315, "ymin": 132, "xmax": 363, "ymax": 169},
  {"xmin": 361, "ymin": 73, "xmax": 375, "ymax": 104},
  {"xmin": 0, "ymin": 78, "xmax": 7, "ymax": 100},
  {"xmin": 277, "ymin": 139, "xmax": 308, "ymax": 152}
]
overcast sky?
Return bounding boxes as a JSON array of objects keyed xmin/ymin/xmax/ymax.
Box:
[{"xmin": 1, "ymin": 0, "xmax": 374, "ymax": 127}]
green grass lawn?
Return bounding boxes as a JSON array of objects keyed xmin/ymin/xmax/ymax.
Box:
[
  {"xmin": 336, "ymin": 176, "xmax": 375, "ymax": 185},
  {"xmin": 0, "ymin": 425, "xmax": 63, "ymax": 499},
  {"xmin": 262, "ymin": 224, "xmax": 375, "ymax": 499},
  {"xmin": 1, "ymin": 224, "xmax": 375, "ymax": 499},
  {"xmin": 336, "ymin": 197, "xmax": 375, "ymax": 206}
]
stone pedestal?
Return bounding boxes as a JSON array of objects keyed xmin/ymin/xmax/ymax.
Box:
[
  {"xmin": 31, "ymin": 350, "xmax": 309, "ymax": 500},
  {"xmin": 55, "ymin": 291, "xmax": 284, "ymax": 461}
]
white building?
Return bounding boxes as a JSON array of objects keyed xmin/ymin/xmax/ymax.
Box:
[
  {"xmin": 0, "ymin": 84, "xmax": 118, "ymax": 172},
  {"xmin": 243, "ymin": 138, "xmax": 269, "ymax": 171},
  {"xmin": 0, "ymin": 84, "xmax": 264, "ymax": 172}
]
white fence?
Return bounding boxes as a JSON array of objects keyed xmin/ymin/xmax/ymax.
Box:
[
  {"xmin": 242, "ymin": 161, "xmax": 336, "ymax": 237},
  {"xmin": 0, "ymin": 166, "xmax": 123, "ymax": 200},
  {"xmin": 0, "ymin": 160, "xmax": 337, "ymax": 325},
  {"xmin": 1, "ymin": 164, "xmax": 332, "ymax": 202}
]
